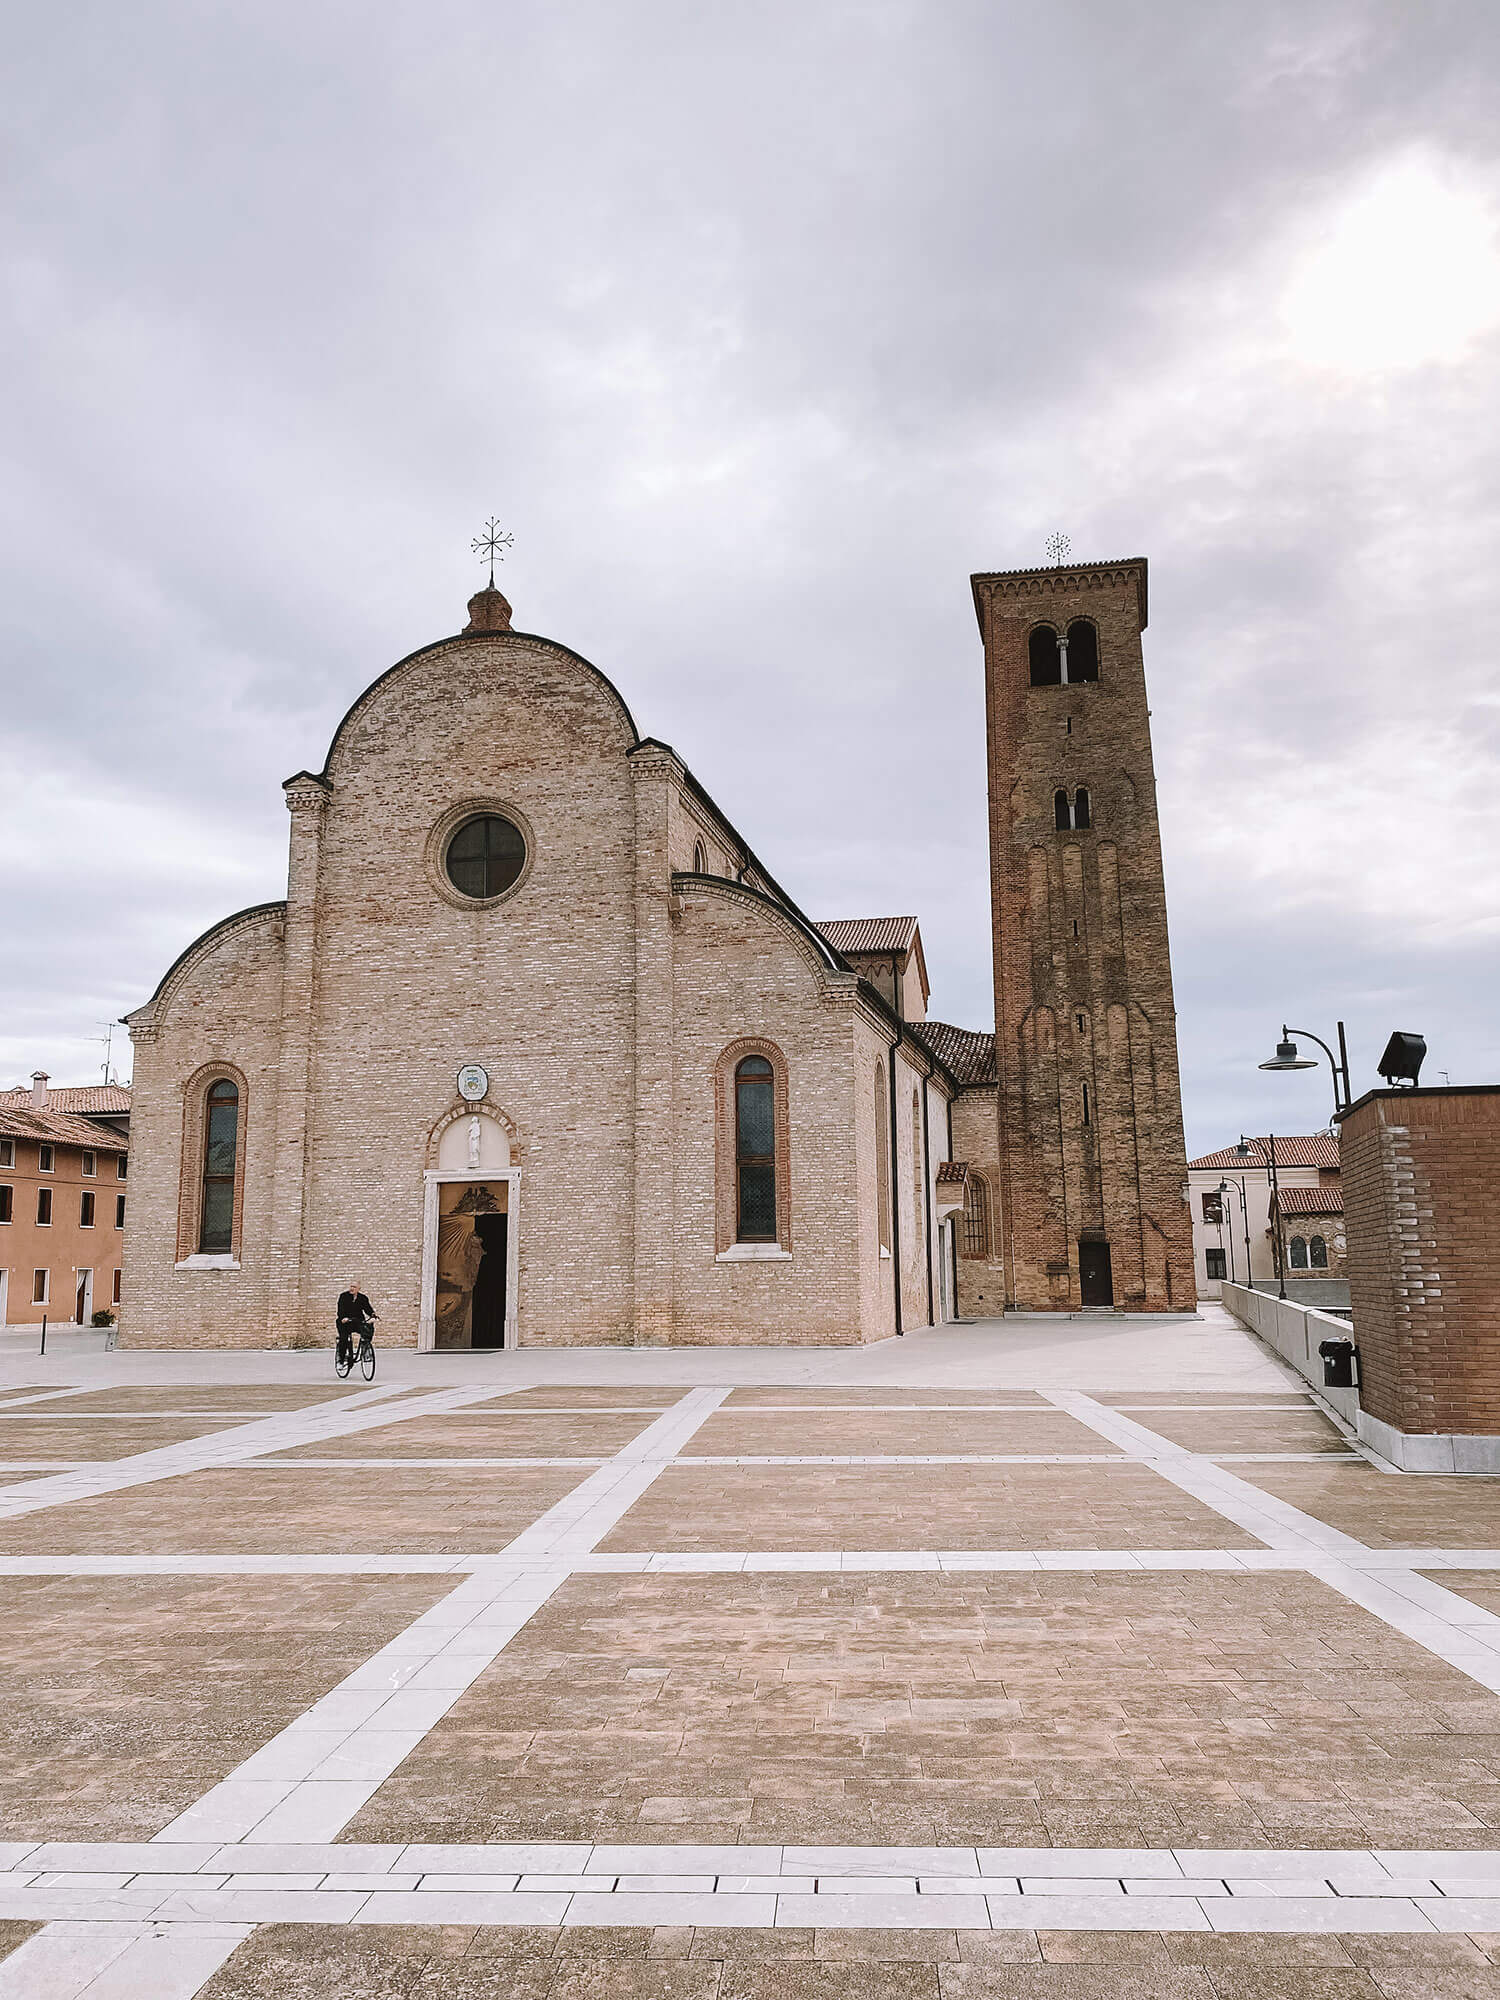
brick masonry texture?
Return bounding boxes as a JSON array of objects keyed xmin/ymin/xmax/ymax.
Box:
[
  {"xmin": 1339, "ymin": 1087, "xmax": 1500, "ymax": 1436},
  {"xmin": 120, "ymin": 612, "xmax": 958, "ymax": 1349},
  {"xmin": 974, "ymin": 561, "xmax": 1195, "ymax": 1313}
]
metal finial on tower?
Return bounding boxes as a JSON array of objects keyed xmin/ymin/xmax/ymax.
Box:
[
  {"xmin": 1045, "ymin": 533, "xmax": 1071, "ymax": 566},
  {"xmin": 471, "ymin": 519, "xmax": 514, "ymax": 588}
]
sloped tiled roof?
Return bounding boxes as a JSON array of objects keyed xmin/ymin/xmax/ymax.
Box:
[
  {"xmin": 909, "ymin": 1020, "xmax": 997, "ymax": 1089},
  {"xmin": 816, "ymin": 916, "xmax": 920, "ymax": 958},
  {"xmin": 1190, "ymin": 1134, "xmax": 1340, "ymax": 1171},
  {"xmin": 1273, "ymin": 1186, "xmax": 1345, "ymax": 1217},
  {"xmin": 0, "ymin": 1105, "xmax": 129, "ymax": 1152},
  {"xmin": 0, "ymin": 1084, "xmax": 131, "ymax": 1115},
  {"xmin": 936, "ymin": 1162, "xmax": 970, "ymax": 1185}
]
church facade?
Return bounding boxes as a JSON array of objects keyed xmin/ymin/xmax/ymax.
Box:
[{"xmin": 120, "ymin": 557, "xmax": 1193, "ymax": 1349}]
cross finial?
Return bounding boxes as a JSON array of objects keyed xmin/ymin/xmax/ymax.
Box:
[
  {"xmin": 471, "ymin": 519, "xmax": 514, "ymax": 588},
  {"xmin": 1045, "ymin": 533, "xmax": 1071, "ymax": 566}
]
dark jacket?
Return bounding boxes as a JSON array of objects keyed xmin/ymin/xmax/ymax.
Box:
[{"xmin": 336, "ymin": 1290, "xmax": 374, "ymax": 1330}]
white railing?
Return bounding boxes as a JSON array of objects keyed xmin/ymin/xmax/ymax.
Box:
[{"xmin": 1220, "ymin": 1280, "xmax": 1360, "ymax": 1424}]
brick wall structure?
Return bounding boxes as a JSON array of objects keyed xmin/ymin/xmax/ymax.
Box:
[
  {"xmin": 120, "ymin": 585, "xmax": 958, "ymax": 1349},
  {"xmin": 1339, "ymin": 1086, "xmax": 1500, "ymax": 1446},
  {"xmin": 973, "ymin": 558, "xmax": 1195, "ymax": 1312}
]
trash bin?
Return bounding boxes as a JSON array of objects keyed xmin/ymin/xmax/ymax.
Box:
[{"xmin": 1318, "ymin": 1337, "xmax": 1359, "ymax": 1389}]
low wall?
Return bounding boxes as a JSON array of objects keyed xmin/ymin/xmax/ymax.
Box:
[{"xmin": 1221, "ymin": 1281, "xmax": 1361, "ymax": 1425}]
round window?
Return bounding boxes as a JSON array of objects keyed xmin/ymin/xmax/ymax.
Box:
[{"xmin": 444, "ymin": 814, "xmax": 527, "ymax": 901}]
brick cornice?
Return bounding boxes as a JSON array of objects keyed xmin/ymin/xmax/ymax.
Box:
[{"xmin": 971, "ymin": 558, "xmax": 1147, "ymax": 632}]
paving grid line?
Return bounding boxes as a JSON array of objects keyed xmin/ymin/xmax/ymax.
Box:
[
  {"xmin": 0, "ymin": 1918, "xmax": 249, "ymax": 1998},
  {"xmin": 1048, "ymin": 1391, "xmax": 1500, "ymax": 1694},
  {"xmin": 0, "ymin": 1449, "xmax": 1364, "ymax": 1472},
  {"xmin": 147, "ymin": 1386, "xmax": 732, "ymax": 1849},
  {"xmin": 14, "ymin": 1840, "xmax": 1500, "ymax": 1932}
]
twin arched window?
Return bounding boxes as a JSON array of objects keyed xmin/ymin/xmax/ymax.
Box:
[
  {"xmin": 1029, "ymin": 619, "xmax": 1100, "ymax": 687},
  {"xmin": 1289, "ymin": 1234, "xmax": 1329, "ymax": 1270},
  {"xmin": 1054, "ymin": 786, "xmax": 1091, "ymax": 830},
  {"xmin": 199, "ymin": 1079, "xmax": 239, "ymax": 1254},
  {"xmin": 734, "ymin": 1056, "xmax": 776, "ymax": 1241}
]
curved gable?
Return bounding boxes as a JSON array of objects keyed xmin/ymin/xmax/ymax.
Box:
[{"xmin": 127, "ymin": 901, "xmax": 286, "ymax": 1030}]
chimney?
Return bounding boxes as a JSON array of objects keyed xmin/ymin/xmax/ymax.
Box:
[{"xmin": 30, "ymin": 1071, "xmax": 48, "ymax": 1111}]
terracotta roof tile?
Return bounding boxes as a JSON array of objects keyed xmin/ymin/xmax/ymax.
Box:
[
  {"xmin": 0, "ymin": 1084, "xmax": 131, "ymax": 1114},
  {"xmin": 816, "ymin": 916, "xmax": 920, "ymax": 958},
  {"xmin": 0, "ymin": 1106, "xmax": 129, "ymax": 1151},
  {"xmin": 909, "ymin": 1020, "xmax": 997, "ymax": 1088},
  {"xmin": 1190, "ymin": 1134, "xmax": 1339, "ymax": 1171},
  {"xmin": 1273, "ymin": 1186, "xmax": 1346, "ymax": 1217}
]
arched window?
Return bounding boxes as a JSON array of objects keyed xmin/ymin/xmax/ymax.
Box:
[
  {"xmin": 962, "ymin": 1173, "xmax": 991, "ymax": 1258},
  {"xmin": 1054, "ymin": 788, "xmax": 1071, "ymax": 830},
  {"xmin": 1289, "ymin": 1234, "xmax": 1309, "ymax": 1269},
  {"xmin": 1309, "ymin": 1234, "xmax": 1329, "ymax": 1269},
  {"xmin": 734, "ymin": 1056, "xmax": 776, "ymax": 1241},
  {"xmin": 1074, "ymin": 785, "xmax": 1091, "ymax": 829},
  {"xmin": 199, "ymin": 1079, "xmax": 239, "ymax": 1254},
  {"xmin": 693, "ymin": 838, "xmax": 708, "ymax": 874},
  {"xmin": 874, "ymin": 1062, "xmax": 891, "ymax": 1252},
  {"xmin": 1066, "ymin": 618, "xmax": 1099, "ymax": 682},
  {"xmin": 1028, "ymin": 624, "xmax": 1061, "ymax": 686}
]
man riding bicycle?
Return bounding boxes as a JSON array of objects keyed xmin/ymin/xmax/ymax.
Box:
[{"xmin": 335, "ymin": 1280, "xmax": 376, "ymax": 1375}]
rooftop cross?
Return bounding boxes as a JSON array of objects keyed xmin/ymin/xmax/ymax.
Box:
[
  {"xmin": 471, "ymin": 519, "xmax": 515, "ymax": 587},
  {"xmin": 1045, "ymin": 532, "xmax": 1071, "ymax": 566}
]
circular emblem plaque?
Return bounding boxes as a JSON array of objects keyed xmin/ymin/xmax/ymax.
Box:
[{"xmin": 456, "ymin": 1064, "xmax": 489, "ymax": 1103}]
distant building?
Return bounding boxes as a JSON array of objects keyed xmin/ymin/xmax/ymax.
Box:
[
  {"xmin": 0, "ymin": 1073, "xmax": 130, "ymax": 1326},
  {"xmin": 1187, "ymin": 1134, "xmax": 1340, "ymax": 1297},
  {"xmin": 1268, "ymin": 1184, "xmax": 1346, "ymax": 1281}
]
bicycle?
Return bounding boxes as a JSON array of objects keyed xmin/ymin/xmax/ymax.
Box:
[{"xmin": 335, "ymin": 1315, "xmax": 377, "ymax": 1380}]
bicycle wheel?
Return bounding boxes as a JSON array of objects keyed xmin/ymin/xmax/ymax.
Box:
[{"xmin": 360, "ymin": 1338, "xmax": 376, "ymax": 1380}]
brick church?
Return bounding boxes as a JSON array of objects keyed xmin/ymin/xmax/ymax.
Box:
[{"xmin": 120, "ymin": 557, "xmax": 1195, "ymax": 1348}]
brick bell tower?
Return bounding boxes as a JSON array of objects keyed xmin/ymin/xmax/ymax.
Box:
[{"xmin": 974, "ymin": 556, "xmax": 1195, "ymax": 1313}]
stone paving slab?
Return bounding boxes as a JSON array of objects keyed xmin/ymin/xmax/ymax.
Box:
[
  {"xmin": 723, "ymin": 1389, "xmax": 1053, "ymax": 1407},
  {"xmin": 1237, "ymin": 1468, "xmax": 1500, "ymax": 1549},
  {"xmin": 597, "ymin": 1465, "xmax": 1263, "ymax": 1554},
  {"xmin": 1119, "ymin": 1411, "xmax": 1351, "ymax": 1455},
  {"xmin": 680, "ymin": 1414, "xmax": 1121, "ymax": 1458},
  {"xmin": 271, "ymin": 1415, "xmax": 659, "ymax": 1461},
  {"xmin": 0, "ymin": 1920, "xmax": 37, "ymax": 1965},
  {"xmin": 0, "ymin": 1417, "xmax": 248, "ymax": 1460},
  {"xmin": 1091, "ymin": 1393, "xmax": 1314, "ymax": 1408},
  {"xmin": 339, "ymin": 1568, "xmax": 1500, "ymax": 1852},
  {"xmin": 0, "ymin": 1465, "xmax": 593, "ymax": 1555},
  {"xmin": 38, "ymin": 1386, "xmax": 373, "ymax": 1413},
  {"xmin": 0, "ymin": 1575, "xmax": 449, "ymax": 1841},
  {"xmin": 472, "ymin": 1388, "xmax": 689, "ymax": 1410},
  {"xmin": 185, "ymin": 1918, "xmax": 1500, "ymax": 1996}
]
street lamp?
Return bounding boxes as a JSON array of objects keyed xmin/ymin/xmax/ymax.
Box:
[
  {"xmin": 1258, "ymin": 1021, "xmax": 1353, "ymax": 1118},
  {"xmin": 1235, "ymin": 1134, "xmax": 1286, "ymax": 1301},
  {"xmin": 1216, "ymin": 1175, "xmax": 1252, "ymax": 1294}
]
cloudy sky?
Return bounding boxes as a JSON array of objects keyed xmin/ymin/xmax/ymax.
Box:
[{"xmin": 4, "ymin": 0, "xmax": 1498, "ymax": 1155}]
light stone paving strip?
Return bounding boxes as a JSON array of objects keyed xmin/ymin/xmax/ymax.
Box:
[
  {"xmin": 148, "ymin": 1388, "xmax": 731, "ymax": 1849},
  {"xmin": 0, "ymin": 1920, "xmax": 249, "ymax": 1999},
  {"xmin": 11, "ymin": 1842, "xmax": 1500, "ymax": 1932}
]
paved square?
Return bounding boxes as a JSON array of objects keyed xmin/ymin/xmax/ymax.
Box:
[{"xmin": 7, "ymin": 1309, "xmax": 1500, "ymax": 1994}]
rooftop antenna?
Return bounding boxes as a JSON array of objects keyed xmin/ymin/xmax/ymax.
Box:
[
  {"xmin": 470, "ymin": 518, "xmax": 514, "ymax": 588},
  {"xmin": 1045, "ymin": 533, "xmax": 1071, "ymax": 566},
  {"xmin": 94, "ymin": 1023, "xmax": 117, "ymax": 1086}
]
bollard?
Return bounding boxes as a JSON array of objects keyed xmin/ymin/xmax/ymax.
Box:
[{"xmin": 39, "ymin": 1313, "xmax": 46, "ymax": 1356}]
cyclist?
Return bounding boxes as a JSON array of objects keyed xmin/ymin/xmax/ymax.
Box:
[{"xmin": 335, "ymin": 1280, "xmax": 375, "ymax": 1374}]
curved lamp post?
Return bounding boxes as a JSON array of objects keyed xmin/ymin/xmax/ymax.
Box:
[
  {"xmin": 1235, "ymin": 1134, "xmax": 1286, "ymax": 1301},
  {"xmin": 1258, "ymin": 1021, "xmax": 1353, "ymax": 1118}
]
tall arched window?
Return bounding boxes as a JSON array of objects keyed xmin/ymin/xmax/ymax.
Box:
[
  {"xmin": 1074, "ymin": 786, "xmax": 1091, "ymax": 829},
  {"xmin": 962, "ymin": 1173, "xmax": 991, "ymax": 1258},
  {"xmin": 1309, "ymin": 1235, "xmax": 1329, "ymax": 1269},
  {"xmin": 1054, "ymin": 788, "xmax": 1071, "ymax": 830},
  {"xmin": 874, "ymin": 1062, "xmax": 891, "ymax": 1252},
  {"xmin": 1028, "ymin": 624, "xmax": 1061, "ymax": 686},
  {"xmin": 1066, "ymin": 618, "xmax": 1099, "ymax": 681},
  {"xmin": 1289, "ymin": 1234, "xmax": 1309, "ymax": 1269},
  {"xmin": 693, "ymin": 838, "xmax": 708, "ymax": 873},
  {"xmin": 199, "ymin": 1079, "xmax": 239, "ymax": 1254},
  {"xmin": 734, "ymin": 1056, "xmax": 776, "ymax": 1241}
]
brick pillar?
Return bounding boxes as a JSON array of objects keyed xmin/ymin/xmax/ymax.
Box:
[
  {"xmin": 264, "ymin": 772, "xmax": 329, "ymax": 1345},
  {"xmin": 628, "ymin": 747, "xmax": 677, "ymax": 1344},
  {"xmin": 1339, "ymin": 1086, "xmax": 1500, "ymax": 1453}
]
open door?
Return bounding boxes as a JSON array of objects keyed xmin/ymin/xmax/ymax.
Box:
[
  {"xmin": 1078, "ymin": 1239, "xmax": 1114, "ymax": 1308},
  {"xmin": 75, "ymin": 1269, "xmax": 93, "ymax": 1326}
]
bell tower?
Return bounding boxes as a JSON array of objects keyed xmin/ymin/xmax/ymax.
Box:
[{"xmin": 974, "ymin": 556, "xmax": 1195, "ymax": 1313}]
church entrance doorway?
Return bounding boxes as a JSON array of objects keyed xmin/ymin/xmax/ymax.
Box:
[
  {"xmin": 1078, "ymin": 1238, "xmax": 1114, "ymax": 1308},
  {"xmin": 470, "ymin": 1211, "xmax": 508, "ymax": 1348}
]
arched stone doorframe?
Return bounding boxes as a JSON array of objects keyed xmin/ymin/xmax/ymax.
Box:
[{"xmin": 418, "ymin": 1104, "xmax": 521, "ymax": 1352}]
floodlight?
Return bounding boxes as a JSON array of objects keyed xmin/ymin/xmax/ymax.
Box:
[{"xmin": 1378, "ymin": 1032, "xmax": 1426, "ymax": 1088}]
